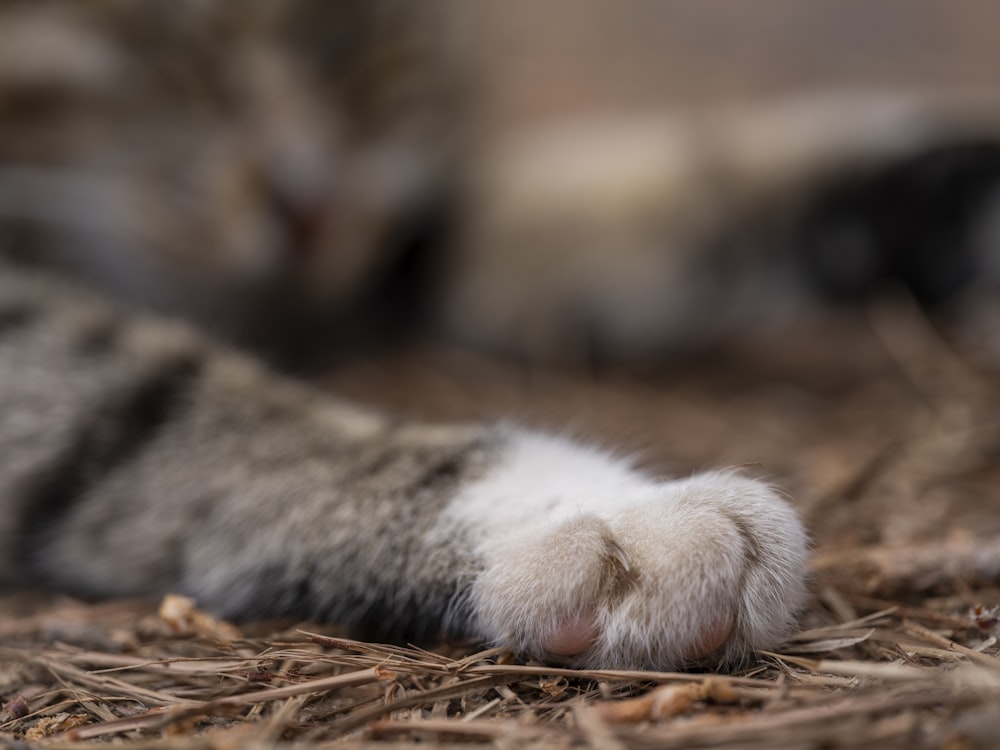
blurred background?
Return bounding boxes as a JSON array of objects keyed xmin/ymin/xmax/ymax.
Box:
[
  {"xmin": 469, "ymin": 1, "xmax": 1000, "ymax": 125},
  {"xmin": 3, "ymin": 0, "xmax": 1000, "ymax": 367},
  {"xmin": 3, "ymin": 0, "xmax": 1000, "ymax": 555}
]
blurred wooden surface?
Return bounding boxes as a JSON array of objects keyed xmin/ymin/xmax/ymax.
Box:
[{"xmin": 463, "ymin": 1, "xmax": 1000, "ymax": 132}]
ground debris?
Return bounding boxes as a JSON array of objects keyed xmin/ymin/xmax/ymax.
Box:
[{"xmin": 593, "ymin": 677, "xmax": 742, "ymax": 723}]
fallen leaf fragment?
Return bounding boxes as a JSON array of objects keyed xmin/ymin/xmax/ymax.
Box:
[
  {"xmin": 24, "ymin": 713, "xmax": 89, "ymax": 741},
  {"xmin": 969, "ymin": 604, "xmax": 1000, "ymax": 632},
  {"xmin": 2, "ymin": 694, "xmax": 29, "ymax": 720},
  {"xmin": 158, "ymin": 594, "xmax": 241, "ymax": 640},
  {"xmin": 594, "ymin": 678, "xmax": 741, "ymax": 723}
]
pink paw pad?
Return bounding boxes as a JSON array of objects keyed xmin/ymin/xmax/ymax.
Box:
[{"xmin": 544, "ymin": 612, "xmax": 598, "ymax": 656}]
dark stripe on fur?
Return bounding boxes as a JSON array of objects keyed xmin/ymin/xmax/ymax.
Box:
[
  {"xmin": 407, "ymin": 444, "xmax": 481, "ymax": 497},
  {"xmin": 72, "ymin": 317, "xmax": 122, "ymax": 358},
  {"xmin": 18, "ymin": 354, "xmax": 204, "ymax": 567},
  {"xmin": 227, "ymin": 441, "xmax": 488, "ymax": 642},
  {"xmin": 307, "ymin": 564, "xmax": 475, "ymax": 644},
  {"xmin": 0, "ymin": 303, "xmax": 40, "ymax": 337}
]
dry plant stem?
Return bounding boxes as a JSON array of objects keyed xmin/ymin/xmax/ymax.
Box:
[
  {"xmin": 4, "ymin": 600, "xmax": 1000, "ymax": 750},
  {"xmin": 810, "ymin": 536, "xmax": 1000, "ymax": 595},
  {"xmin": 327, "ymin": 674, "xmax": 524, "ymax": 735},
  {"xmin": 620, "ymin": 688, "xmax": 970, "ymax": 747},
  {"xmin": 866, "ymin": 292, "xmax": 991, "ymax": 408},
  {"xmin": 899, "ymin": 620, "xmax": 1000, "ymax": 669},
  {"xmin": 370, "ymin": 716, "xmax": 517, "ymax": 739},
  {"xmin": 54, "ymin": 667, "xmax": 389, "ymax": 741}
]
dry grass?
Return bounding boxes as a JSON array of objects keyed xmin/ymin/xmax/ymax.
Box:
[
  {"xmin": 3, "ymin": 590, "xmax": 999, "ymax": 748},
  {"xmin": 4, "ymin": 295, "xmax": 1000, "ymax": 749}
]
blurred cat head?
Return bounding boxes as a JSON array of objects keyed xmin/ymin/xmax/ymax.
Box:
[{"xmin": 0, "ymin": 0, "xmax": 458, "ymax": 358}]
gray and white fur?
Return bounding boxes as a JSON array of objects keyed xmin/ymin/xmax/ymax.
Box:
[{"xmin": 0, "ymin": 266, "xmax": 808, "ymax": 670}]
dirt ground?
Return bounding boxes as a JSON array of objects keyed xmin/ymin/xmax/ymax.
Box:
[{"xmin": 4, "ymin": 296, "xmax": 1000, "ymax": 749}]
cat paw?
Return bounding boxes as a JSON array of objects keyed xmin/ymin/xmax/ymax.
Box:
[{"xmin": 469, "ymin": 469, "xmax": 808, "ymax": 671}]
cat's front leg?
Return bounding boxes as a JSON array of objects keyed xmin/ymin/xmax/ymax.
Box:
[{"xmin": 443, "ymin": 430, "xmax": 809, "ymax": 671}]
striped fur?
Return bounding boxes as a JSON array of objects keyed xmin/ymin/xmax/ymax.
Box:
[{"xmin": 0, "ymin": 268, "xmax": 493, "ymax": 641}]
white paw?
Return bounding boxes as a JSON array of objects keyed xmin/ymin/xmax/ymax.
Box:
[{"xmin": 447, "ymin": 431, "xmax": 808, "ymax": 670}]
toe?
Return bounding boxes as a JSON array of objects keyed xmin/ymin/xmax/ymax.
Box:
[
  {"xmin": 544, "ymin": 612, "xmax": 598, "ymax": 656},
  {"xmin": 685, "ymin": 612, "xmax": 734, "ymax": 660}
]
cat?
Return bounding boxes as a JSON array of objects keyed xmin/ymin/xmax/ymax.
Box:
[
  {"xmin": 0, "ymin": 263, "xmax": 808, "ymax": 671},
  {"xmin": 2, "ymin": 1, "xmax": 998, "ymax": 672}
]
